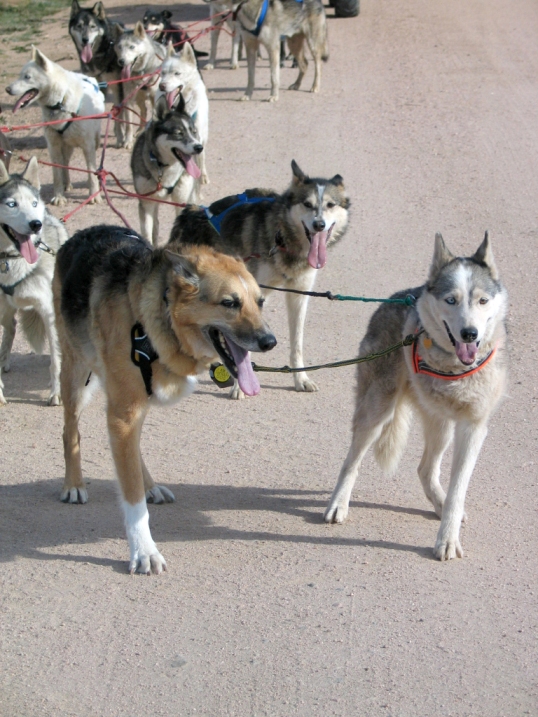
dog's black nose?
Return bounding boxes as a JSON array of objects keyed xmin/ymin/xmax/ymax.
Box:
[
  {"xmin": 29, "ymin": 220, "xmax": 42, "ymax": 233},
  {"xmin": 460, "ymin": 327, "xmax": 478, "ymax": 343},
  {"xmin": 193, "ymin": 144, "xmax": 203, "ymax": 154},
  {"xmin": 312, "ymin": 219, "xmax": 326, "ymax": 231},
  {"xmin": 117, "ymin": 58, "xmax": 125, "ymax": 67},
  {"xmin": 258, "ymin": 333, "xmax": 277, "ymax": 352},
  {"xmin": 159, "ymin": 82, "xmax": 166, "ymax": 91},
  {"xmin": 82, "ymin": 38, "xmax": 89, "ymax": 45},
  {"xmin": 5, "ymin": 87, "xmax": 13, "ymax": 96}
]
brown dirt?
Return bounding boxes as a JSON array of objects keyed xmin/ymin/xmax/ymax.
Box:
[{"xmin": 1, "ymin": 1, "xmax": 537, "ymax": 715}]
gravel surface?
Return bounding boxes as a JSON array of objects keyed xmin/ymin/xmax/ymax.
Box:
[{"xmin": 1, "ymin": 0, "xmax": 537, "ymax": 715}]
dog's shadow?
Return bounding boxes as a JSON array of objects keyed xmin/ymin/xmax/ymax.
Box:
[{"xmin": 0, "ymin": 477, "xmax": 438, "ymax": 570}]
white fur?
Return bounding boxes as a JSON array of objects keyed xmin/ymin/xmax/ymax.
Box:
[{"xmin": 122, "ymin": 497, "xmax": 166, "ymax": 575}]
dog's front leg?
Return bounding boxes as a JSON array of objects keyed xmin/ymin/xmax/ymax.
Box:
[
  {"xmin": 138, "ymin": 199, "xmax": 157, "ymax": 245},
  {"xmin": 266, "ymin": 40, "xmax": 281, "ymax": 102},
  {"xmin": 418, "ymin": 414, "xmax": 454, "ymax": 517},
  {"xmin": 107, "ymin": 397, "xmax": 166, "ymax": 574},
  {"xmin": 207, "ymin": 14, "xmax": 224, "ymax": 70},
  {"xmin": 240, "ymin": 34, "xmax": 259, "ymax": 100},
  {"xmin": 434, "ymin": 420, "xmax": 488, "ymax": 561},
  {"xmin": 45, "ymin": 129, "xmax": 68, "ymax": 206},
  {"xmin": 285, "ymin": 272, "xmax": 318, "ymax": 392},
  {"xmin": 81, "ymin": 127, "xmax": 102, "ymax": 204},
  {"xmin": 0, "ymin": 306, "xmax": 16, "ymax": 405},
  {"xmin": 41, "ymin": 303, "xmax": 62, "ymax": 406}
]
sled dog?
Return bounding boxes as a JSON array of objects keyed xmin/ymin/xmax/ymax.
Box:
[
  {"xmin": 131, "ymin": 94, "xmax": 203, "ymax": 245},
  {"xmin": 158, "ymin": 41, "xmax": 209, "ymax": 184},
  {"xmin": 168, "ymin": 159, "xmax": 349, "ymax": 397},
  {"xmin": 203, "ymin": 0, "xmax": 243, "ymax": 70},
  {"xmin": 235, "ymin": 0, "xmax": 329, "ymax": 101},
  {"xmin": 6, "ymin": 47, "xmax": 105, "ymax": 206},
  {"xmin": 54, "ymin": 224, "xmax": 276, "ymax": 573},
  {"xmin": 68, "ymin": 0, "xmax": 127, "ymax": 148},
  {"xmin": 141, "ymin": 8, "xmax": 208, "ymax": 62},
  {"xmin": 0, "ymin": 157, "xmax": 68, "ymax": 405},
  {"xmin": 324, "ymin": 232, "xmax": 508, "ymax": 561},
  {"xmin": 113, "ymin": 22, "xmax": 165, "ymax": 149}
]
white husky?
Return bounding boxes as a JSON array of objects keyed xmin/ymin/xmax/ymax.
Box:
[
  {"xmin": 6, "ymin": 47, "xmax": 105, "ymax": 206},
  {"xmin": 324, "ymin": 233, "xmax": 508, "ymax": 560},
  {"xmin": 158, "ymin": 42, "xmax": 209, "ymax": 185},
  {"xmin": 0, "ymin": 157, "xmax": 68, "ymax": 405}
]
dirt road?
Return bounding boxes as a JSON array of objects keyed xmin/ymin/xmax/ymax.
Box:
[{"xmin": 1, "ymin": 0, "xmax": 537, "ymax": 715}]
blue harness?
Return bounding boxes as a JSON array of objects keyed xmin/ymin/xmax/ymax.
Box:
[
  {"xmin": 203, "ymin": 193, "xmax": 275, "ymax": 235},
  {"xmin": 247, "ymin": 0, "xmax": 303, "ymax": 37}
]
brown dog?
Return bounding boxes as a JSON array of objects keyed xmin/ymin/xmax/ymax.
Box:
[{"xmin": 53, "ymin": 225, "xmax": 276, "ymax": 573}]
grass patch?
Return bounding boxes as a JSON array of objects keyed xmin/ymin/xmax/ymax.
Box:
[{"xmin": 0, "ymin": 0, "xmax": 69, "ymax": 44}]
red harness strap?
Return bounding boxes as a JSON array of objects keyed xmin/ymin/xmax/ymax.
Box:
[{"xmin": 412, "ymin": 340, "xmax": 496, "ymax": 381}]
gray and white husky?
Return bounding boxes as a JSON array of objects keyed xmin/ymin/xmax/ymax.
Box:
[
  {"xmin": 131, "ymin": 94, "xmax": 203, "ymax": 245},
  {"xmin": 113, "ymin": 22, "xmax": 165, "ymax": 150},
  {"xmin": 0, "ymin": 157, "xmax": 68, "ymax": 405},
  {"xmin": 6, "ymin": 47, "xmax": 105, "ymax": 206},
  {"xmin": 169, "ymin": 159, "xmax": 349, "ymax": 396},
  {"xmin": 235, "ymin": 0, "xmax": 329, "ymax": 101},
  {"xmin": 324, "ymin": 232, "xmax": 508, "ymax": 561},
  {"xmin": 158, "ymin": 42, "xmax": 209, "ymax": 184}
]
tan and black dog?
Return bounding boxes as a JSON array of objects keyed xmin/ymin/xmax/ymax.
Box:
[{"xmin": 53, "ymin": 225, "xmax": 276, "ymax": 574}]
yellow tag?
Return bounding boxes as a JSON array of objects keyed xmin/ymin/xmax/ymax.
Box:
[
  {"xmin": 423, "ymin": 337, "xmax": 432, "ymax": 349},
  {"xmin": 214, "ymin": 364, "xmax": 231, "ymax": 383}
]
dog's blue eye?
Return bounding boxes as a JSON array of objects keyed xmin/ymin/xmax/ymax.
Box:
[
  {"xmin": 7, "ymin": 201, "xmax": 16, "ymax": 208},
  {"xmin": 445, "ymin": 297, "xmax": 456, "ymax": 305},
  {"xmin": 32, "ymin": 201, "xmax": 38, "ymax": 208}
]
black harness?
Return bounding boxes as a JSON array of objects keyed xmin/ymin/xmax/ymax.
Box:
[{"xmin": 131, "ymin": 322, "xmax": 159, "ymax": 395}]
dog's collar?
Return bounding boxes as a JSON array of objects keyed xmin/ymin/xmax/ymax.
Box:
[
  {"xmin": 131, "ymin": 322, "xmax": 159, "ymax": 396},
  {"xmin": 147, "ymin": 150, "xmax": 180, "ymax": 194},
  {"xmin": 47, "ymin": 94, "xmax": 82, "ymax": 135},
  {"xmin": 0, "ymin": 276, "xmax": 26, "ymax": 296},
  {"xmin": 203, "ymin": 193, "xmax": 276, "ymax": 235},
  {"xmin": 412, "ymin": 338, "xmax": 496, "ymax": 380},
  {"xmin": 239, "ymin": 0, "xmax": 269, "ymax": 36}
]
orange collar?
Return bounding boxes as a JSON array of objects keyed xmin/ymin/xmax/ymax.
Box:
[{"xmin": 412, "ymin": 339, "xmax": 496, "ymax": 380}]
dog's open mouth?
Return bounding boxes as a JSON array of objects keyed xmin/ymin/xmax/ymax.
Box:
[
  {"xmin": 208, "ymin": 327, "xmax": 260, "ymax": 396},
  {"xmin": 13, "ymin": 88, "xmax": 39, "ymax": 113},
  {"xmin": 165, "ymin": 87, "xmax": 182, "ymax": 110},
  {"xmin": 302, "ymin": 222, "xmax": 334, "ymax": 270},
  {"xmin": 120, "ymin": 63, "xmax": 133, "ymax": 81},
  {"xmin": 1, "ymin": 224, "xmax": 39, "ymax": 264},
  {"xmin": 444, "ymin": 320, "xmax": 479, "ymax": 366},
  {"xmin": 80, "ymin": 43, "xmax": 94, "ymax": 64},
  {"xmin": 173, "ymin": 148, "xmax": 202, "ymax": 179}
]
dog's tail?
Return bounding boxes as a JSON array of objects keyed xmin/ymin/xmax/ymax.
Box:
[
  {"xmin": 373, "ymin": 397, "xmax": 412, "ymax": 475},
  {"xmin": 19, "ymin": 308, "xmax": 47, "ymax": 354}
]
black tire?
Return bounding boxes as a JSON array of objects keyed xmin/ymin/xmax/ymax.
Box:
[{"xmin": 333, "ymin": 0, "xmax": 359, "ymax": 17}]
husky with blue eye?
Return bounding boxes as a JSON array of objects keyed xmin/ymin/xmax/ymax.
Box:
[{"xmin": 324, "ymin": 232, "xmax": 508, "ymax": 561}]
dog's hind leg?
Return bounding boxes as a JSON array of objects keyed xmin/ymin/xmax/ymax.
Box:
[
  {"xmin": 40, "ymin": 302, "xmax": 62, "ymax": 406},
  {"xmin": 417, "ymin": 414, "xmax": 454, "ymax": 518},
  {"xmin": 142, "ymin": 455, "xmax": 175, "ymax": 504},
  {"xmin": 81, "ymin": 130, "xmax": 102, "ymax": 204},
  {"xmin": 106, "ymin": 390, "xmax": 166, "ymax": 574},
  {"xmin": 62, "ymin": 143, "xmax": 74, "ymax": 193},
  {"xmin": 46, "ymin": 129, "xmax": 68, "ymax": 206},
  {"xmin": 324, "ymin": 392, "xmax": 397, "ymax": 523},
  {"xmin": 433, "ymin": 420, "xmax": 488, "ymax": 561},
  {"xmin": 240, "ymin": 34, "xmax": 259, "ymax": 101},
  {"xmin": 285, "ymin": 271, "xmax": 318, "ymax": 392},
  {"xmin": 60, "ymin": 347, "xmax": 90, "ymax": 503},
  {"xmin": 0, "ymin": 304, "xmax": 16, "ymax": 405},
  {"xmin": 287, "ymin": 34, "xmax": 307, "ymax": 91}
]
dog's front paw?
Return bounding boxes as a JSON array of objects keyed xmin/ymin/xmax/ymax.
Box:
[
  {"xmin": 61, "ymin": 486, "xmax": 88, "ymax": 504},
  {"xmin": 146, "ymin": 485, "xmax": 175, "ymax": 504},
  {"xmin": 434, "ymin": 536, "xmax": 463, "ymax": 561},
  {"xmin": 288, "ymin": 82, "xmax": 300, "ymax": 91},
  {"xmin": 124, "ymin": 140, "xmax": 135, "ymax": 151},
  {"xmin": 88, "ymin": 193, "xmax": 103, "ymax": 205},
  {"xmin": 324, "ymin": 500, "xmax": 348, "ymax": 524},
  {"xmin": 50, "ymin": 195, "xmax": 68, "ymax": 207},
  {"xmin": 129, "ymin": 549, "xmax": 167, "ymax": 576},
  {"xmin": 0, "ymin": 357, "xmax": 11, "ymax": 372},
  {"xmin": 0, "ymin": 392, "xmax": 7, "ymax": 406},
  {"xmin": 239, "ymin": 94, "xmax": 251, "ymax": 102},
  {"xmin": 266, "ymin": 95, "xmax": 279, "ymax": 103},
  {"xmin": 201, "ymin": 173, "xmax": 210, "ymax": 185},
  {"xmin": 229, "ymin": 383, "xmax": 245, "ymax": 400},
  {"xmin": 205, "ymin": 62, "xmax": 215, "ymax": 70},
  {"xmin": 230, "ymin": 62, "xmax": 239, "ymax": 70},
  {"xmin": 47, "ymin": 392, "xmax": 61, "ymax": 406},
  {"xmin": 294, "ymin": 374, "xmax": 319, "ymax": 393}
]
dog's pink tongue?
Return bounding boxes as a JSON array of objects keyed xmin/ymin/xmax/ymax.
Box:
[
  {"xmin": 455, "ymin": 341, "xmax": 479, "ymax": 366},
  {"xmin": 81, "ymin": 44, "xmax": 93, "ymax": 63},
  {"xmin": 307, "ymin": 231, "xmax": 328, "ymax": 269},
  {"xmin": 180, "ymin": 151, "xmax": 202, "ymax": 179},
  {"xmin": 121, "ymin": 64, "xmax": 132, "ymax": 80},
  {"xmin": 17, "ymin": 235, "xmax": 39, "ymax": 264},
  {"xmin": 166, "ymin": 89, "xmax": 178, "ymax": 109},
  {"xmin": 13, "ymin": 90, "xmax": 36, "ymax": 113},
  {"xmin": 225, "ymin": 338, "xmax": 260, "ymax": 396}
]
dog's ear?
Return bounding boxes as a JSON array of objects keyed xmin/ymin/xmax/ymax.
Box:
[
  {"xmin": 0, "ymin": 158, "xmax": 9, "ymax": 187},
  {"xmin": 174, "ymin": 91, "xmax": 186, "ymax": 115},
  {"xmin": 330, "ymin": 174, "xmax": 344, "ymax": 187},
  {"xmin": 181, "ymin": 42, "xmax": 196, "ymax": 67},
  {"xmin": 70, "ymin": 0, "xmax": 81, "ymax": 19},
  {"xmin": 166, "ymin": 40, "xmax": 176, "ymax": 58},
  {"xmin": 472, "ymin": 230, "xmax": 499, "ymax": 281},
  {"xmin": 428, "ymin": 232, "xmax": 455, "ymax": 282},
  {"xmin": 154, "ymin": 94, "xmax": 169, "ymax": 121},
  {"xmin": 21, "ymin": 156, "xmax": 40, "ymax": 190},
  {"xmin": 165, "ymin": 250, "xmax": 200, "ymax": 288},
  {"xmin": 134, "ymin": 21, "xmax": 146, "ymax": 39},
  {"xmin": 112, "ymin": 23, "xmax": 124, "ymax": 40},
  {"xmin": 32, "ymin": 47, "xmax": 50, "ymax": 70},
  {"xmin": 163, "ymin": 10, "xmax": 172, "ymax": 19},
  {"xmin": 92, "ymin": 2, "xmax": 106, "ymax": 20},
  {"xmin": 291, "ymin": 159, "xmax": 307, "ymax": 184}
]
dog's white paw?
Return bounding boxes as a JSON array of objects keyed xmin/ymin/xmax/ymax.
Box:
[
  {"xmin": 239, "ymin": 94, "xmax": 251, "ymax": 102},
  {"xmin": 205, "ymin": 62, "xmax": 214, "ymax": 70},
  {"xmin": 88, "ymin": 194, "xmax": 103, "ymax": 205},
  {"xmin": 129, "ymin": 549, "xmax": 167, "ymax": 576},
  {"xmin": 294, "ymin": 375, "xmax": 319, "ymax": 393},
  {"xmin": 0, "ymin": 393, "xmax": 7, "ymax": 406},
  {"xmin": 0, "ymin": 358, "xmax": 10, "ymax": 372},
  {"xmin": 230, "ymin": 62, "xmax": 239, "ymax": 70},
  {"xmin": 124, "ymin": 140, "xmax": 135, "ymax": 151},
  {"xmin": 434, "ymin": 536, "xmax": 463, "ymax": 561},
  {"xmin": 50, "ymin": 195, "xmax": 68, "ymax": 207},
  {"xmin": 201, "ymin": 174, "xmax": 210, "ymax": 185},
  {"xmin": 61, "ymin": 486, "xmax": 88, "ymax": 504},
  {"xmin": 324, "ymin": 501, "xmax": 348, "ymax": 524},
  {"xmin": 266, "ymin": 95, "xmax": 279, "ymax": 103},
  {"xmin": 229, "ymin": 383, "xmax": 245, "ymax": 400},
  {"xmin": 47, "ymin": 392, "xmax": 61, "ymax": 406},
  {"xmin": 146, "ymin": 485, "xmax": 175, "ymax": 504},
  {"xmin": 309, "ymin": 86, "xmax": 320, "ymax": 94}
]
